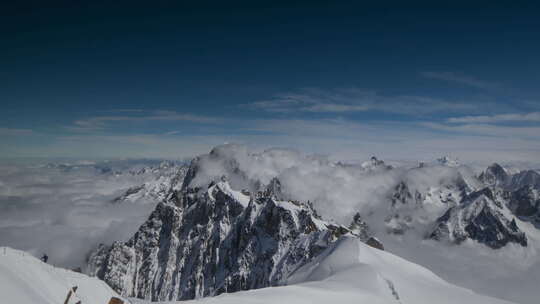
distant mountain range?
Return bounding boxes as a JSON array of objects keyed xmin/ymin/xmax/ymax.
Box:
[{"xmin": 85, "ymin": 145, "xmax": 540, "ymax": 303}]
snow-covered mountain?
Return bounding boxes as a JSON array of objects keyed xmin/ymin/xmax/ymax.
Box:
[
  {"xmin": 362, "ymin": 162, "xmax": 540, "ymax": 304},
  {"xmin": 0, "ymin": 247, "xmax": 126, "ymax": 304},
  {"xmin": 478, "ymin": 163, "xmax": 540, "ymax": 190},
  {"xmin": 88, "ymin": 172, "xmax": 355, "ymax": 301},
  {"xmin": 112, "ymin": 161, "xmax": 188, "ymax": 204},
  {"xmin": 429, "ymin": 187, "xmax": 528, "ymax": 248},
  {"xmin": 476, "ymin": 163, "xmax": 540, "ymax": 227},
  {"xmin": 356, "ymin": 160, "xmax": 536, "ymax": 250}
]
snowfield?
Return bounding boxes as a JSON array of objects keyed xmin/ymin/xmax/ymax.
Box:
[
  {"xmin": 129, "ymin": 237, "xmax": 513, "ymax": 304},
  {"xmin": 0, "ymin": 246, "xmax": 124, "ymax": 304},
  {"xmin": 0, "ymin": 238, "xmax": 515, "ymax": 304}
]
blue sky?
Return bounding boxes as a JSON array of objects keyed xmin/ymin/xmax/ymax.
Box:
[{"xmin": 1, "ymin": 1, "xmax": 540, "ymax": 162}]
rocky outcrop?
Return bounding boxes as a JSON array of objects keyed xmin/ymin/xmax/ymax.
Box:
[
  {"xmin": 348, "ymin": 212, "xmax": 371, "ymax": 241},
  {"xmin": 366, "ymin": 237, "xmax": 384, "ymax": 250}
]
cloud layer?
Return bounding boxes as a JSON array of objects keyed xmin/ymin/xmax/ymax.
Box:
[
  {"xmin": 0, "ymin": 161, "xmax": 162, "ymax": 268},
  {"xmin": 421, "ymin": 71, "xmax": 499, "ymax": 89},
  {"xmin": 249, "ymin": 88, "xmax": 476, "ymax": 115}
]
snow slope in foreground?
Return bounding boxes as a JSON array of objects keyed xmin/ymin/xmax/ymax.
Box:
[
  {"xmin": 137, "ymin": 237, "xmax": 514, "ymax": 304},
  {"xmin": 0, "ymin": 240, "xmax": 515, "ymax": 304},
  {"xmin": 0, "ymin": 246, "xmax": 125, "ymax": 304}
]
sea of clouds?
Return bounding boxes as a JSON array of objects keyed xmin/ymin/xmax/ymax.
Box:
[{"xmin": 0, "ymin": 160, "xmax": 164, "ymax": 268}]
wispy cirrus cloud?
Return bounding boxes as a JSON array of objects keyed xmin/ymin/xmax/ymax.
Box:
[
  {"xmin": 103, "ymin": 108, "xmax": 145, "ymax": 113},
  {"xmin": 0, "ymin": 128, "xmax": 33, "ymax": 136},
  {"xmin": 69, "ymin": 110, "xmax": 221, "ymax": 131},
  {"xmin": 421, "ymin": 71, "xmax": 499, "ymax": 90},
  {"xmin": 447, "ymin": 112, "xmax": 540, "ymax": 124},
  {"xmin": 249, "ymin": 88, "xmax": 477, "ymax": 115},
  {"xmin": 421, "ymin": 121, "xmax": 540, "ymax": 139}
]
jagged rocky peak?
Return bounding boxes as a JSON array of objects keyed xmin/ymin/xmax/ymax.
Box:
[
  {"xmin": 429, "ymin": 187, "xmax": 527, "ymax": 249},
  {"xmin": 479, "ymin": 163, "xmax": 509, "ymax": 187},
  {"xmin": 361, "ymin": 156, "xmax": 392, "ymax": 171},
  {"xmin": 88, "ymin": 175, "xmax": 352, "ymax": 301},
  {"xmin": 262, "ymin": 177, "xmax": 286, "ymax": 200},
  {"xmin": 180, "ymin": 145, "xmax": 257, "ymax": 193},
  {"xmin": 436, "ymin": 156, "xmax": 460, "ymax": 167},
  {"xmin": 370, "ymin": 156, "xmax": 384, "ymax": 166},
  {"xmin": 391, "ymin": 181, "xmax": 416, "ymax": 206}
]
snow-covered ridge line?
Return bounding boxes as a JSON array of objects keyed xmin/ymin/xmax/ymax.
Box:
[{"xmin": 0, "ymin": 246, "xmax": 126, "ymax": 304}]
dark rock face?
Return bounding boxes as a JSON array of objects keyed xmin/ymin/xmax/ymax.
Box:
[
  {"xmin": 88, "ymin": 180, "xmax": 351, "ymax": 301},
  {"xmin": 391, "ymin": 182, "xmax": 415, "ymax": 207},
  {"xmin": 478, "ymin": 163, "xmax": 540, "ymax": 192},
  {"xmin": 509, "ymin": 170, "xmax": 540, "ymax": 191},
  {"xmin": 429, "ymin": 188, "xmax": 527, "ymax": 249},
  {"xmin": 478, "ymin": 163, "xmax": 509, "ymax": 187},
  {"xmin": 507, "ymin": 186, "xmax": 540, "ymax": 227},
  {"xmin": 508, "ymin": 186, "xmax": 539, "ymax": 217},
  {"xmin": 366, "ymin": 237, "xmax": 384, "ymax": 251}
]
